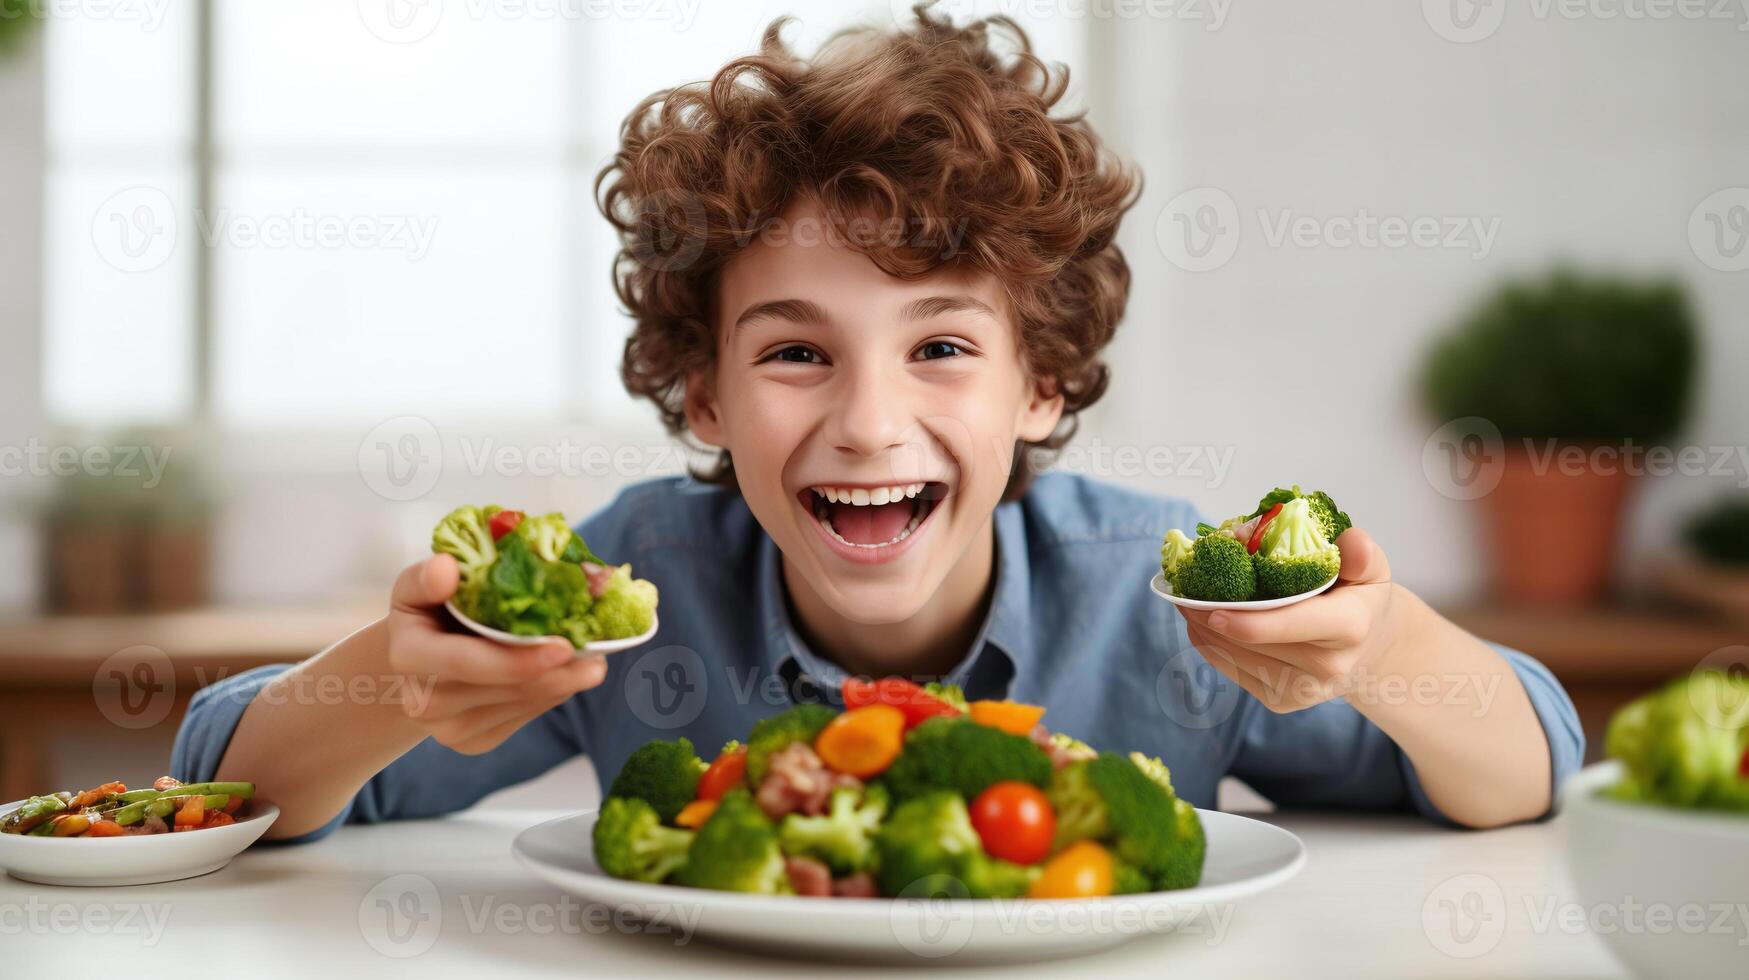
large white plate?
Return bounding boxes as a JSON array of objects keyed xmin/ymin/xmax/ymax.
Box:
[
  {"xmin": 1150, "ymin": 571, "xmax": 1337, "ymax": 612},
  {"xmin": 0, "ymin": 800, "xmax": 279, "ymax": 886},
  {"xmin": 512, "ymin": 807, "xmax": 1305, "ymax": 963}
]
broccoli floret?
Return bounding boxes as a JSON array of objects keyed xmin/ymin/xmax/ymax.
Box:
[
  {"xmin": 879, "ymin": 716, "xmax": 1053, "ymax": 802},
  {"xmin": 1047, "ymin": 754, "xmax": 1204, "ymax": 890},
  {"xmin": 745, "ymin": 704, "xmax": 839, "ymax": 784},
  {"xmin": 779, "ymin": 783, "xmax": 889, "ymax": 875},
  {"xmin": 1160, "ymin": 529, "xmax": 1195, "ymax": 586},
  {"xmin": 1128, "ymin": 752, "xmax": 1176, "ymax": 795},
  {"xmin": 1254, "ymin": 497, "xmax": 1342, "ymax": 599},
  {"xmin": 592, "ymin": 796, "xmax": 694, "ymax": 883},
  {"xmin": 677, "ymin": 790, "xmax": 793, "ymax": 894},
  {"xmin": 922, "ymin": 682, "xmax": 969, "ymax": 713},
  {"xmin": 1046, "ymin": 757, "xmax": 1110, "ymax": 849},
  {"xmin": 567, "ymin": 564, "xmax": 658, "ymax": 644},
  {"xmin": 1251, "ymin": 486, "xmax": 1351, "ymax": 544},
  {"xmin": 1174, "ymin": 533, "xmax": 1257, "ymax": 602},
  {"xmin": 1158, "ymin": 797, "xmax": 1206, "ymax": 889},
  {"xmin": 431, "ymin": 505, "xmax": 498, "ymax": 584},
  {"xmin": 1112, "ymin": 861, "xmax": 1152, "ymax": 895},
  {"xmin": 874, "ymin": 791, "xmax": 1035, "ymax": 899},
  {"xmin": 607, "ymin": 738, "xmax": 707, "ymax": 823},
  {"xmin": 507, "ymin": 512, "xmax": 576, "ymax": 562},
  {"xmin": 1608, "ymin": 670, "xmax": 1749, "ymax": 811}
]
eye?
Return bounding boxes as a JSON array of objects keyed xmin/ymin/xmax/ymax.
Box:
[
  {"xmin": 763, "ymin": 345, "xmax": 825, "ymax": 365},
  {"xmin": 915, "ymin": 340, "xmax": 964, "ymax": 361}
]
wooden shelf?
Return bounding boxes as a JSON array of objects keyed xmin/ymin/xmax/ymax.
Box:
[
  {"xmin": 0, "ymin": 597, "xmax": 382, "ymax": 685},
  {"xmin": 1441, "ymin": 604, "xmax": 1748, "ymax": 682}
]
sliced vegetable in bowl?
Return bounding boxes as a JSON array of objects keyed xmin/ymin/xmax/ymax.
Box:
[
  {"xmin": 1, "ymin": 776, "xmax": 255, "ymax": 838},
  {"xmin": 431, "ymin": 504, "xmax": 659, "ymax": 650}
]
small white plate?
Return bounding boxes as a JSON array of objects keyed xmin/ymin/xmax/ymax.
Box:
[
  {"xmin": 0, "ymin": 802, "xmax": 279, "ymax": 887},
  {"xmin": 444, "ymin": 601, "xmax": 658, "ymax": 655},
  {"xmin": 512, "ymin": 807, "xmax": 1305, "ymax": 963},
  {"xmin": 1150, "ymin": 571, "xmax": 1338, "ymax": 612}
]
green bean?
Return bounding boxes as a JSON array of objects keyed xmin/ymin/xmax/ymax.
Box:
[{"xmin": 2, "ymin": 795, "xmax": 68, "ymax": 834}]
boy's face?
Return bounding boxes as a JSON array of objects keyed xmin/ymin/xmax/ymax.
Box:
[{"xmin": 686, "ymin": 201, "xmax": 1063, "ymax": 626}]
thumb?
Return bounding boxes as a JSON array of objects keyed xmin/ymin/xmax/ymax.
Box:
[
  {"xmin": 392, "ymin": 554, "xmax": 459, "ymax": 611},
  {"xmin": 1335, "ymin": 528, "xmax": 1391, "ymax": 585}
]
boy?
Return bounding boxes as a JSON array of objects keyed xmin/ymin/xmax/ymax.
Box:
[{"xmin": 174, "ymin": 10, "xmax": 1581, "ymax": 840}]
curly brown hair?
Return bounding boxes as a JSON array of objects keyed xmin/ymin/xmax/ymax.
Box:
[{"xmin": 597, "ymin": 4, "xmax": 1139, "ymax": 500}]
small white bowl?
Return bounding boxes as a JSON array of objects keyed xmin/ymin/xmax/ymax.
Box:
[
  {"xmin": 444, "ymin": 601, "xmax": 658, "ymax": 656},
  {"xmin": 1563, "ymin": 761, "xmax": 1749, "ymax": 980},
  {"xmin": 1149, "ymin": 571, "xmax": 1338, "ymax": 612},
  {"xmin": 0, "ymin": 802, "xmax": 279, "ymax": 886}
]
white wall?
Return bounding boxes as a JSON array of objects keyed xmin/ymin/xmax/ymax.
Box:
[
  {"xmin": 0, "ymin": 30, "xmax": 43, "ymax": 611},
  {"xmin": 1091, "ymin": 1, "xmax": 1749, "ymax": 601}
]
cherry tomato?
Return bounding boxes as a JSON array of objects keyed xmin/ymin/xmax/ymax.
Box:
[
  {"xmin": 970, "ymin": 780, "xmax": 1056, "ymax": 865},
  {"xmin": 488, "ymin": 509, "xmax": 525, "ymax": 541},
  {"xmin": 1027, "ymin": 840, "xmax": 1114, "ymax": 899},
  {"xmin": 840, "ymin": 677, "xmax": 961, "ymax": 729},
  {"xmin": 697, "ymin": 748, "xmax": 748, "ymax": 801}
]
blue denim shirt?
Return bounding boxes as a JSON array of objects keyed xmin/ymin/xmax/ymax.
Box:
[{"xmin": 172, "ymin": 474, "xmax": 1584, "ymax": 840}]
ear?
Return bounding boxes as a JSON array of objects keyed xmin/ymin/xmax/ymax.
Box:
[
  {"xmin": 683, "ymin": 368, "xmax": 726, "ymax": 448},
  {"xmin": 1015, "ymin": 377, "xmax": 1065, "ymax": 444}
]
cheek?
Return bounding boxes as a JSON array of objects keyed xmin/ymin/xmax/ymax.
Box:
[{"xmin": 922, "ymin": 372, "xmax": 1030, "ymax": 496}]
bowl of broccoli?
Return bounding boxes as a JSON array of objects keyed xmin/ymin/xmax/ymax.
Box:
[
  {"xmin": 430, "ymin": 505, "xmax": 658, "ymax": 654},
  {"xmin": 511, "ymin": 678, "xmax": 1307, "ymax": 960},
  {"xmin": 1563, "ymin": 670, "xmax": 1749, "ymax": 980},
  {"xmin": 1154, "ymin": 485, "xmax": 1350, "ymax": 609}
]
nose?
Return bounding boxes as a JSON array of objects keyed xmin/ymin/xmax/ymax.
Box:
[{"xmin": 824, "ymin": 361, "xmax": 910, "ymax": 458}]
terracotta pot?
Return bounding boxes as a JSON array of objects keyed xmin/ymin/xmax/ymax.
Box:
[
  {"xmin": 1479, "ymin": 444, "xmax": 1636, "ymax": 604},
  {"xmin": 141, "ymin": 524, "xmax": 210, "ymax": 610},
  {"xmin": 44, "ymin": 521, "xmax": 137, "ymax": 613}
]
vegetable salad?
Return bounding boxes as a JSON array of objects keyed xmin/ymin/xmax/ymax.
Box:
[
  {"xmin": 1, "ymin": 777, "xmax": 255, "ymax": 837},
  {"xmin": 432, "ymin": 505, "xmax": 658, "ymax": 647},
  {"xmin": 593, "ymin": 679, "xmax": 1205, "ymax": 899},
  {"xmin": 1161, "ymin": 485, "xmax": 1352, "ymax": 602}
]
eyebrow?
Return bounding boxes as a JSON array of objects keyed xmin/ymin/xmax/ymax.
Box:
[{"xmin": 732, "ymin": 294, "xmax": 997, "ymax": 331}]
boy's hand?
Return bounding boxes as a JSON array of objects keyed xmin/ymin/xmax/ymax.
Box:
[
  {"xmin": 1178, "ymin": 529, "xmax": 1423, "ymax": 713},
  {"xmin": 386, "ymin": 554, "xmax": 609, "ymax": 754}
]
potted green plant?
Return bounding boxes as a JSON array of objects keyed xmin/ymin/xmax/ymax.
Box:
[
  {"xmin": 1655, "ymin": 495, "xmax": 1749, "ymax": 622},
  {"xmin": 1422, "ymin": 269, "xmax": 1699, "ymax": 603}
]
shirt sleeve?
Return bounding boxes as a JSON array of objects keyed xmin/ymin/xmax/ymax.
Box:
[
  {"xmin": 1226, "ymin": 644, "xmax": 1585, "ymax": 825},
  {"xmin": 169, "ymin": 663, "xmax": 586, "ymax": 843}
]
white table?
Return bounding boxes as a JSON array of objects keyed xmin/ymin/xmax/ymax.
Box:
[{"xmin": 5, "ymin": 808, "xmax": 1626, "ymax": 978}]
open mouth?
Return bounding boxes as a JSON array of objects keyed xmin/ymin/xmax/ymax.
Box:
[{"xmin": 799, "ymin": 482, "xmax": 947, "ymax": 551}]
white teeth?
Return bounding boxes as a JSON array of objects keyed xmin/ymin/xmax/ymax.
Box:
[{"xmin": 808, "ymin": 483, "xmax": 933, "ymax": 506}]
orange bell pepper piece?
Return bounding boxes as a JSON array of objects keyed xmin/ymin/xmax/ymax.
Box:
[
  {"xmin": 86, "ymin": 819, "xmax": 125, "ymax": 838},
  {"xmin": 174, "ymin": 795, "xmax": 206, "ymax": 828},
  {"xmin": 674, "ymin": 799, "xmax": 718, "ymax": 829},
  {"xmin": 813, "ymin": 704, "xmax": 906, "ymax": 778},
  {"xmin": 969, "ymin": 699, "xmax": 1046, "ymax": 736}
]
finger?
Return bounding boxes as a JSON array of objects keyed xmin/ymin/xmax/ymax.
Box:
[
  {"xmin": 412, "ymin": 680, "xmax": 531, "ymax": 720},
  {"xmin": 391, "ymin": 555, "xmax": 459, "ymax": 612},
  {"xmin": 1202, "ymin": 589, "xmax": 1373, "ymax": 648},
  {"xmin": 389, "ymin": 625, "xmax": 575, "ymax": 686},
  {"xmin": 1335, "ymin": 528, "xmax": 1391, "ymax": 585},
  {"xmin": 1187, "ymin": 624, "xmax": 1292, "ymax": 691},
  {"xmin": 432, "ymin": 700, "xmax": 538, "ymax": 754},
  {"xmin": 1184, "ymin": 627, "xmax": 1281, "ymax": 706},
  {"xmin": 451, "ymin": 709, "xmax": 545, "ymax": 756},
  {"xmin": 521, "ymin": 654, "xmax": 610, "ymax": 702},
  {"xmin": 1189, "ymin": 626, "xmax": 1330, "ymax": 709}
]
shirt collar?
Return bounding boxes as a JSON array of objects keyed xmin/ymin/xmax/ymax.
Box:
[{"xmin": 755, "ymin": 499, "xmax": 1033, "ymax": 701}]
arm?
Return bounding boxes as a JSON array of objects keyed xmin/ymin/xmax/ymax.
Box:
[
  {"xmin": 176, "ymin": 556, "xmax": 607, "ymax": 840},
  {"xmin": 1183, "ymin": 529, "xmax": 1583, "ymax": 828}
]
